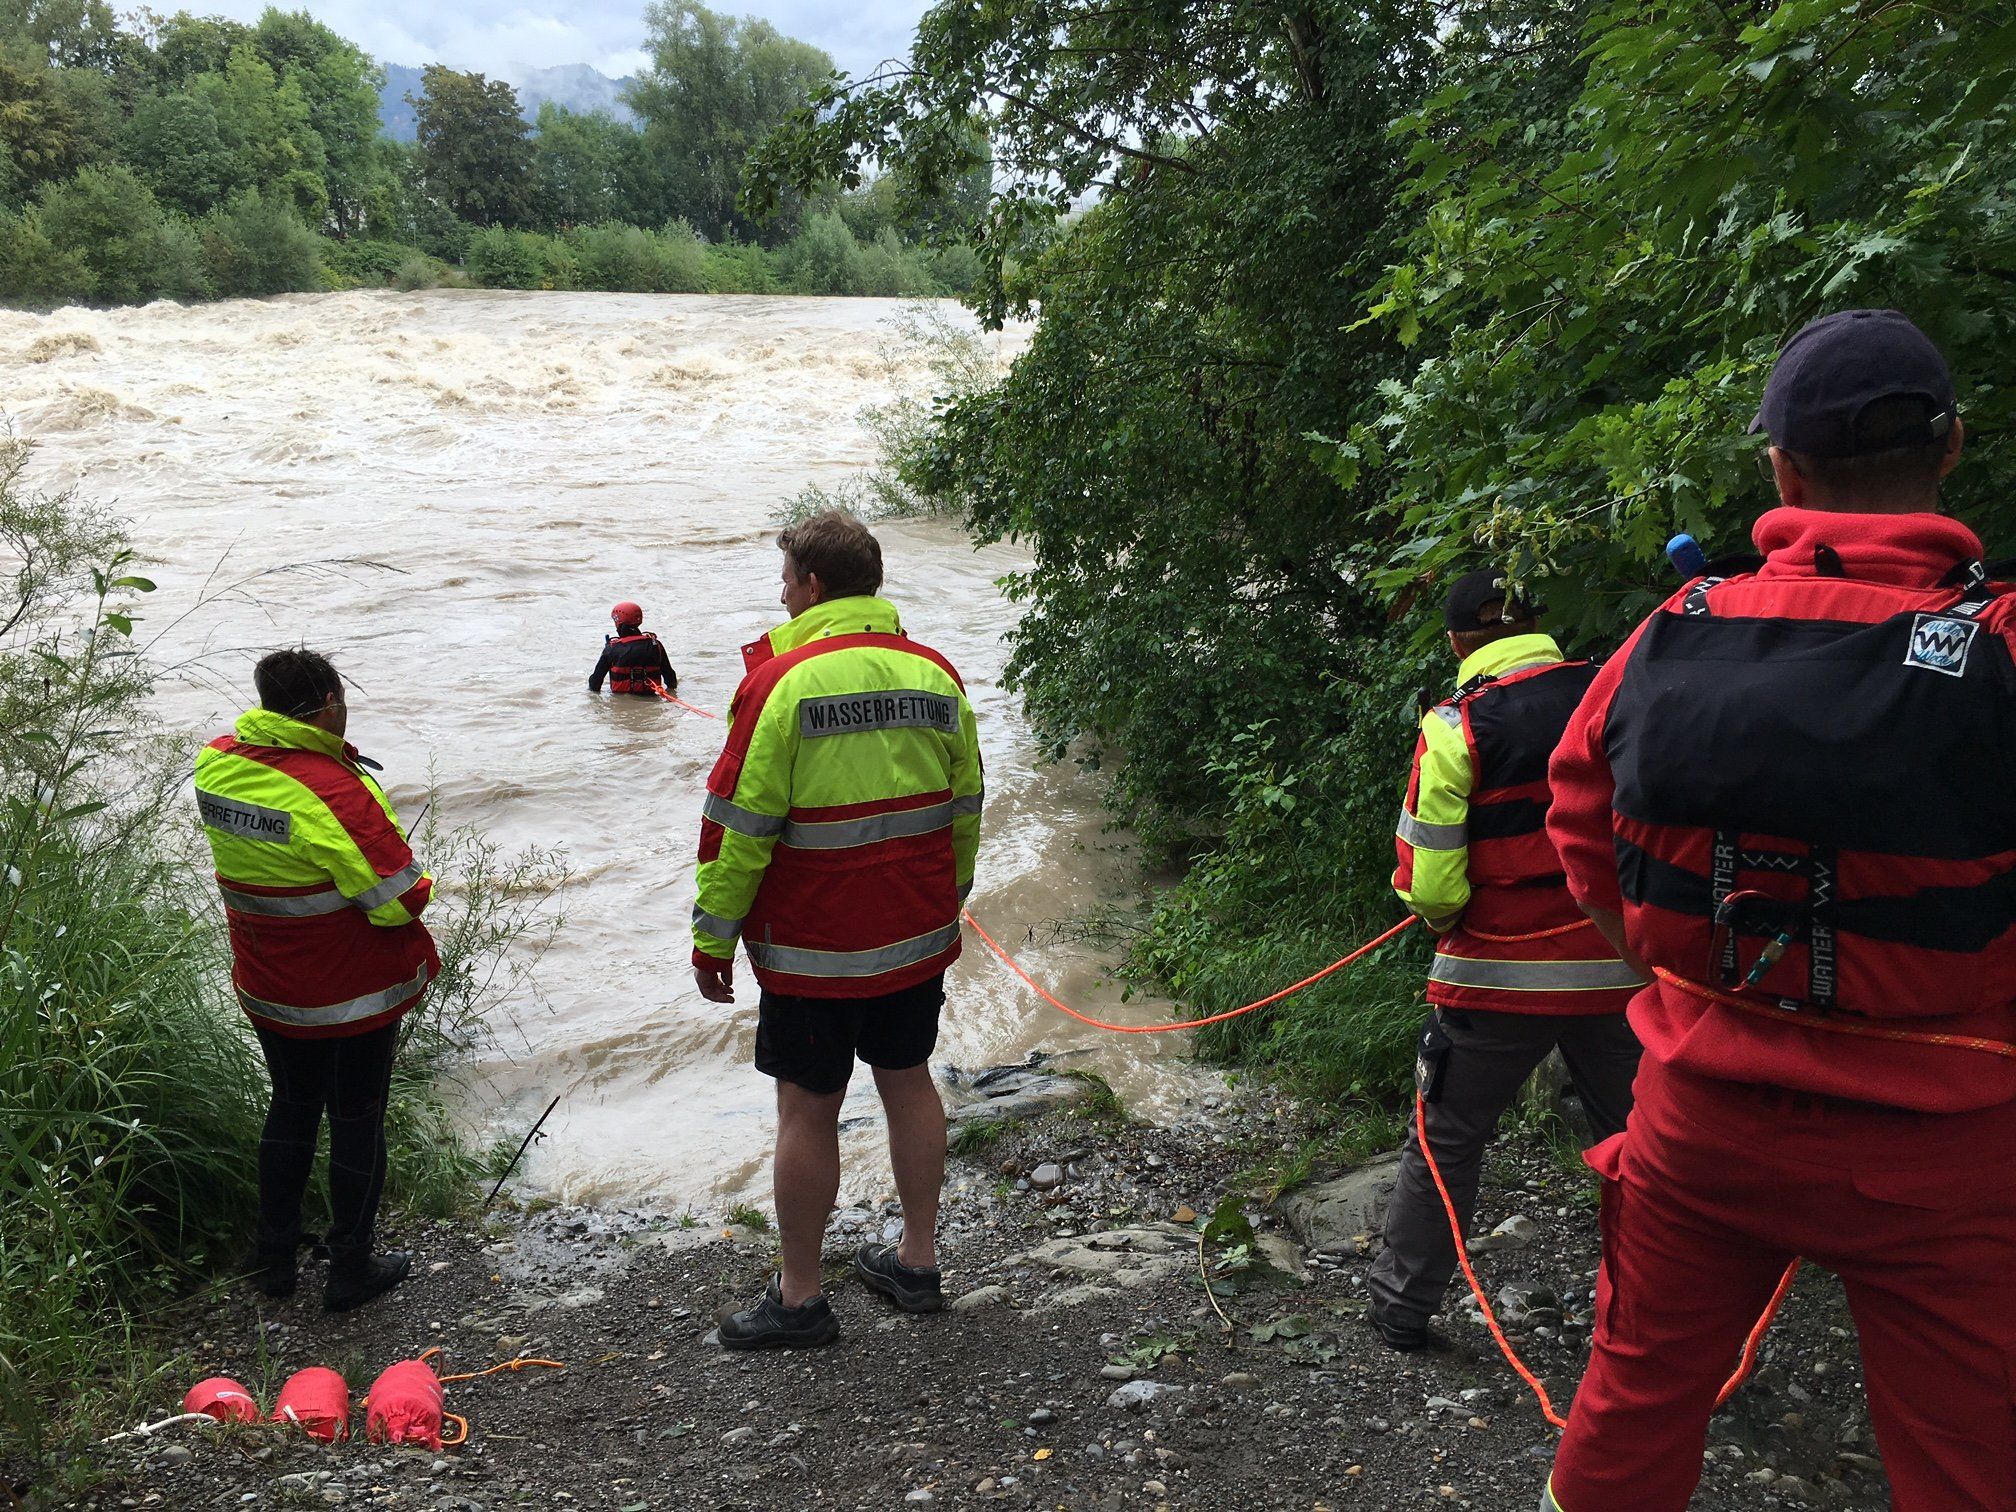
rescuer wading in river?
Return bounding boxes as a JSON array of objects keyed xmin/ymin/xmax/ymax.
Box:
[
  {"xmin": 589, "ymin": 600, "xmax": 677, "ymax": 697},
  {"xmin": 690, "ymin": 510, "xmax": 983, "ymax": 1348},
  {"xmin": 1540, "ymin": 310, "xmax": 2016, "ymax": 1510},
  {"xmin": 1368, "ymin": 574, "xmax": 1644, "ymax": 1351},
  {"xmin": 194, "ymin": 649, "xmax": 437, "ymax": 1312}
]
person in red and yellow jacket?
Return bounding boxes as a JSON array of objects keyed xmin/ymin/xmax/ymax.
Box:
[
  {"xmin": 1541, "ymin": 310, "xmax": 2016, "ymax": 1511},
  {"xmin": 1367, "ymin": 572, "xmax": 1643, "ymax": 1351},
  {"xmin": 691, "ymin": 511, "xmax": 982, "ymax": 1349},
  {"xmin": 195, "ymin": 648, "xmax": 437, "ymax": 1312}
]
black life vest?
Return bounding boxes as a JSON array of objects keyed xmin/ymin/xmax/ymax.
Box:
[
  {"xmin": 1604, "ymin": 568, "xmax": 2016, "ymax": 1021},
  {"xmin": 1453, "ymin": 658, "xmax": 1599, "ymax": 892},
  {"xmin": 605, "ymin": 632, "xmax": 666, "ymax": 696}
]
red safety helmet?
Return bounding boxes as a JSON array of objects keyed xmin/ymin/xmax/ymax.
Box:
[{"xmin": 610, "ymin": 601, "xmax": 644, "ymax": 629}]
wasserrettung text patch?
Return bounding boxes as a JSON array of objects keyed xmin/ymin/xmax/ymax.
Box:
[{"xmin": 798, "ymin": 689, "xmax": 959, "ymax": 738}]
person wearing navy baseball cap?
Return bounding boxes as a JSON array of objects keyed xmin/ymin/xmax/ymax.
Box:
[
  {"xmin": 1538, "ymin": 310, "xmax": 2016, "ymax": 1512},
  {"xmin": 1753, "ymin": 307, "xmax": 1963, "ymax": 508}
]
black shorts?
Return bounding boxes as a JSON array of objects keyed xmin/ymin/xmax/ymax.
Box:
[{"xmin": 754, "ymin": 973, "xmax": 945, "ymax": 1095}]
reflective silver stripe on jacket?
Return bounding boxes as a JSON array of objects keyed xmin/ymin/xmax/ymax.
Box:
[
  {"xmin": 218, "ymin": 883, "xmax": 348, "ymax": 918},
  {"xmin": 692, "ymin": 904, "xmax": 744, "ymax": 941},
  {"xmin": 235, "ymin": 963, "xmax": 433, "ymax": 1027},
  {"xmin": 782, "ymin": 801, "xmax": 954, "ymax": 850},
  {"xmin": 352, "ymin": 859, "xmax": 425, "ymax": 913},
  {"xmin": 703, "ymin": 792, "xmax": 786, "ymax": 838},
  {"xmin": 1428, "ymin": 954, "xmax": 1645, "ymax": 992},
  {"xmin": 1396, "ymin": 808, "xmax": 1467, "ymax": 850},
  {"xmin": 952, "ymin": 790, "xmax": 983, "ymax": 817},
  {"xmin": 744, "ymin": 923, "xmax": 959, "ymax": 979}
]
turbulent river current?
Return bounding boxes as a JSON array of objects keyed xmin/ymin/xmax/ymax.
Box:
[{"xmin": 1, "ymin": 289, "xmax": 1212, "ymax": 1209}]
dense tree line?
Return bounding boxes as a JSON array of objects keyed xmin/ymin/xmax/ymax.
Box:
[
  {"xmin": 0, "ymin": 0, "xmax": 979, "ymax": 304},
  {"xmin": 751, "ymin": 0, "xmax": 2016, "ymax": 1100}
]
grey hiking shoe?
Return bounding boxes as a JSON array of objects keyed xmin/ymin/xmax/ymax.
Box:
[
  {"xmin": 718, "ymin": 1276, "xmax": 840, "ymax": 1350},
  {"xmin": 854, "ymin": 1242, "xmax": 944, "ymax": 1313}
]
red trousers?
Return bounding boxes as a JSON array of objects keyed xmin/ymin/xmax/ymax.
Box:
[{"xmin": 1549, "ymin": 1057, "xmax": 2016, "ymax": 1511}]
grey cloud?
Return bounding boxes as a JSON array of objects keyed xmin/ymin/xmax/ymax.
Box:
[{"xmin": 194, "ymin": 0, "xmax": 928, "ymax": 85}]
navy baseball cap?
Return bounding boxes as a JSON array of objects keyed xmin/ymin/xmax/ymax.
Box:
[
  {"xmin": 1444, "ymin": 569, "xmax": 1541, "ymax": 632},
  {"xmin": 1751, "ymin": 309, "xmax": 1956, "ymax": 458}
]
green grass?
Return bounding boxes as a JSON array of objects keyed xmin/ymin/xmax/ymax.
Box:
[
  {"xmin": 1058, "ymin": 1068, "xmax": 1126, "ymax": 1122},
  {"xmin": 948, "ymin": 1115, "xmax": 1023, "ymax": 1157},
  {"xmin": 725, "ymin": 1202, "xmax": 771, "ymax": 1232}
]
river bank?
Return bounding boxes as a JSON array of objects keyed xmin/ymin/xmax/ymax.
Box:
[{"xmin": 59, "ymin": 1069, "xmax": 1886, "ymax": 1512}]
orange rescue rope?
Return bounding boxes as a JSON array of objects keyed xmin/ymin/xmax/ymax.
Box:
[
  {"xmin": 1464, "ymin": 918, "xmax": 1598, "ymax": 944},
  {"xmin": 960, "ymin": 909, "xmax": 1418, "ymax": 1032},
  {"xmin": 963, "ymin": 906, "xmax": 1806, "ymax": 1430},
  {"xmin": 1414, "ymin": 1092, "xmax": 1798, "ymax": 1430},
  {"xmin": 401, "ymin": 1350, "xmax": 568, "ymax": 1446},
  {"xmin": 648, "ymin": 682, "xmax": 719, "ymax": 718}
]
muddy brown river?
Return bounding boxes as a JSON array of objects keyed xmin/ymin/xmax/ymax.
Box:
[{"xmin": 1, "ymin": 289, "xmax": 1214, "ymax": 1209}]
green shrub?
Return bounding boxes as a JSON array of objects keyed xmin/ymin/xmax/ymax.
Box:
[
  {"xmin": 856, "ymin": 227, "xmax": 936, "ymax": 297},
  {"xmin": 200, "ymin": 189, "xmax": 324, "ymax": 298},
  {"xmin": 394, "ymin": 251, "xmax": 440, "ymax": 291},
  {"xmin": 779, "ymin": 209, "xmax": 864, "ymax": 295},
  {"xmin": 463, "ymin": 226, "xmax": 545, "ymax": 289},
  {"xmin": 924, "ymin": 240, "xmax": 980, "ymax": 296},
  {"xmin": 565, "ymin": 221, "xmax": 708, "ymax": 293},
  {"xmin": 702, "ymin": 238, "xmax": 775, "ymax": 294},
  {"xmin": 0, "ymin": 209, "xmax": 91, "ymax": 304},
  {"xmin": 322, "ymin": 238, "xmax": 415, "ymax": 286},
  {"xmin": 533, "ymin": 231, "xmax": 581, "ymax": 290},
  {"xmin": 33, "ymin": 165, "xmax": 206, "ymax": 303}
]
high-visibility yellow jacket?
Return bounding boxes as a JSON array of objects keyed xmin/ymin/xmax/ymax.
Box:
[
  {"xmin": 194, "ymin": 707, "xmax": 439, "ymax": 1038},
  {"xmin": 1394, "ymin": 633, "xmax": 1641, "ymax": 1015},
  {"xmin": 692, "ymin": 595, "xmax": 983, "ymax": 998}
]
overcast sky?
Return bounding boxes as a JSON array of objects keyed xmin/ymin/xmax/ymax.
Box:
[{"xmin": 196, "ymin": 1, "xmax": 930, "ymax": 84}]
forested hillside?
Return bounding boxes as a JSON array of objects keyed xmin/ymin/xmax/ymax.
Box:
[
  {"xmin": 0, "ymin": 0, "xmax": 977, "ymax": 304},
  {"xmin": 751, "ymin": 0, "xmax": 2016, "ymax": 1102}
]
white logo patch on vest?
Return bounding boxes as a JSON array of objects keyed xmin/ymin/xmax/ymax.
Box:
[
  {"xmin": 197, "ymin": 792, "xmax": 293, "ymax": 842},
  {"xmin": 798, "ymin": 689, "xmax": 959, "ymax": 738},
  {"xmin": 1903, "ymin": 612, "xmax": 1980, "ymax": 677}
]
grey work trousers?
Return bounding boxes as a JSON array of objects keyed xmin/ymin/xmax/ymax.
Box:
[{"xmin": 1366, "ymin": 1006, "xmax": 1641, "ymax": 1330}]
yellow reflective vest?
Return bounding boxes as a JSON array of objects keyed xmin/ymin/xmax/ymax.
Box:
[
  {"xmin": 692, "ymin": 596, "xmax": 983, "ymax": 997},
  {"xmin": 195, "ymin": 707, "xmax": 438, "ymax": 1037}
]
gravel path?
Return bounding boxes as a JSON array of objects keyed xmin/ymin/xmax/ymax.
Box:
[{"xmin": 51, "ymin": 1073, "xmax": 1890, "ymax": 1511}]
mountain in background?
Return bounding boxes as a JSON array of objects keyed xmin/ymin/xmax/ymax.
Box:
[{"xmin": 377, "ymin": 62, "xmax": 638, "ymax": 142}]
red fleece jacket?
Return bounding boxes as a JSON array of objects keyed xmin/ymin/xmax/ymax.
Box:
[{"xmin": 1546, "ymin": 506, "xmax": 2016, "ymax": 1112}]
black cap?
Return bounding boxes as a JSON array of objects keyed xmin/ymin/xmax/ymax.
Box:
[
  {"xmin": 1444, "ymin": 569, "xmax": 1541, "ymax": 632},
  {"xmin": 1751, "ymin": 309, "xmax": 1956, "ymax": 458}
]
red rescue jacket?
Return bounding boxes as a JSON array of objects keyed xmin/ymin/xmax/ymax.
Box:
[{"xmin": 1548, "ymin": 507, "xmax": 2016, "ymax": 1111}]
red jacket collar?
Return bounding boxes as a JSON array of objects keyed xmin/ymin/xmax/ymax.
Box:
[{"xmin": 1751, "ymin": 506, "xmax": 1983, "ymax": 588}]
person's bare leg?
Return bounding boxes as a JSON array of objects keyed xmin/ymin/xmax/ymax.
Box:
[
  {"xmin": 874, "ymin": 1062, "xmax": 946, "ymax": 1270},
  {"xmin": 773, "ymin": 1081, "xmax": 845, "ymax": 1306}
]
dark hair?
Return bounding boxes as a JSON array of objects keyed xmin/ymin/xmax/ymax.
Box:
[
  {"xmin": 1784, "ymin": 394, "xmax": 1952, "ymax": 495},
  {"xmin": 1451, "ymin": 605, "xmax": 1538, "ymax": 657},
  {"xmin": 777, "ymin": 510, "xmax": 884, "ymax": 599},
  {"xmin": 254, "ymin": 648, "xmax": 343, "ymax": 720}
]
